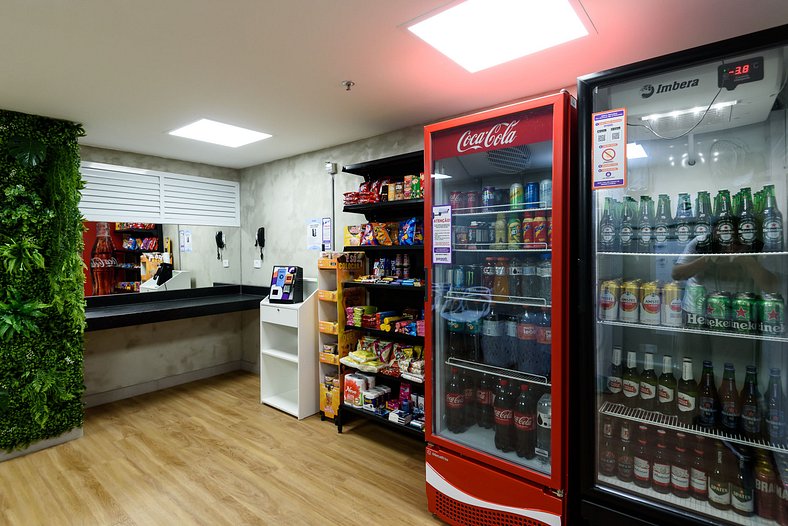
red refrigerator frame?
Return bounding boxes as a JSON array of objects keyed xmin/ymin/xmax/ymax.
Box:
[{"xmin": 423, "ymin": 91, "xmax": 576, "ymax": 525}]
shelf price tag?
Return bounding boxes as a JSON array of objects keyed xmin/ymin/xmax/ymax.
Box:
[
  {"xmin": 592, "ymin": 108, "xmax": 627, "ymax": 190},
  {"xmin": 432, "ymin": 205, "xmax": 452, "ymax": 264}
]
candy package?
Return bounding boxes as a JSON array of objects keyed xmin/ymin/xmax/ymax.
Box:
[
  {"xmin": 399, "ymin": 218, "xmax": 417, "ymax": 245},
  {"xmin": 361, "ymin": 223, "xmax": 376, "ymax": 245}
]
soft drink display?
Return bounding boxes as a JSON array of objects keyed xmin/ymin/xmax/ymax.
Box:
[{"xmin": 90, "ymin": 221, "xmax": 117, "ymax": 296}]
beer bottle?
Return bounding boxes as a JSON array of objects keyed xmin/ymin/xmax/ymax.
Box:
[
  {"xmin": 765, "ymin": 368, "xmax": 786, "ymax": 445},
  {"xmin": 671, "ymin": 432, "xmax": 691, "ymax": 498},
  {"xmin": 616, "ymin": 421, "xmax": 634, "ymax": 482},
  {"xmin": 639, "ymin": 351, "xmax": 658, "ymax": 412},
  {"xmin": 657, "ymin": 354, "xmax": 677, "ymax": 416},
  {"xmin": 619, "ymin": 197, "xmax": 636, "ymax": 254},
  {"xmin": 738, "ymin": 187, "xmax": 760, "ymax": 252},
  {"xmin": 694, "ymin": 192, "xmax": 713, "ymax": 254},
  {"xmin": 636, "ymin": 196, "xmax": 655, "ymax": 253},
  {"xmin": 713, "ymin": 189, "xmax": 736, "ymax": 253},
  {"xmin": 607, "ymin": 346, "xmax": 623, "ymax": 403},
  {"xmin": 690, "ymin": 436, "xmax": 709, "ymax": 501},
  {"xmin": 632, "ymin": 424, "xmax": 652, "ymax": 488},
  {"xmin": 622, "ymin": 351, "xmax": 640, "ymax": 409},
  {"xmin": 677, "ymin": 358, "xmax": 698, "ymax": 426},
  {"xmin": 731, "ymin": 448, "xmax": 755, "ymax": 516},
  {"xmin": 674, "ymin": 193, "xmax": 694, "ymax": 251},
  {"xmin": 708, "ymin": 442, "xmax": 732, "ymax": 510},
  {"xmin": 762, "ymin": 184, "xmax": 784, "ymax": 252},
  {"xmin": 598, "ymin": 416, "xmax": 618, "ymax": 477},
  {"xmin": 739, "ymin": 365, "xmax": 762, "ymax": 440},
  {"xmin": 719, "ymin": 362, "xmax": 740, "ymax": 433},
  {"xmin": 651, "ymin": 428, "xmax": 672, "ymax": 494},
  {"xmin": 654, "ymin": 194, "xmax": 673, "ymax": 253},
  {"xmin": 698, "ymin": 360, "xmax": 720, "ymax": 428},
  {"xmin": 598, "ymin": 197, "xmax": 617, "ymax": 252}
]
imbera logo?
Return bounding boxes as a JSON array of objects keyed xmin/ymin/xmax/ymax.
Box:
[{"xmin": 641, "ymin": 78, "xmax": 700, "ymax": 98}]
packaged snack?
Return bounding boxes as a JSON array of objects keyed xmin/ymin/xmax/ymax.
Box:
[
  {"xmin": 374, "ymin": 340, "xmax": 394, "ymax": 362},
  {"xmin": 403, "ymin": 175, "xmax": 412, "ymax": 199},
  {"xmin": 394, "ymin": 182, "xmax": 404, "ymax": 200},
  {"xmin": 361, "ymin": 223, "xmax": 376, "ymax": 245},
  {"xmin": 372, "ymin": 222, "xmax": 393, "ymax": 246},
  {"xmin": 399, "ymin": 218, "xmax": 416, "ymax": 245},
  {"xmin": 399, "ymin": 381, "xmax": 412, "ymax": 402},
  {"xmin": 344, "ymin": 225, "xmax": 362, "ymax": 246},
  {"xmin": 386, "ymin": 222, "xmax": 400, "ymax": 245}
]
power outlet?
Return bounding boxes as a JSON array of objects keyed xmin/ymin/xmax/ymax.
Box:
[
  {"xmin": 253, "ymin": 259, "xmax": 262, "ymax": 269},
  {"xmin": 222, "ymin": 259, "xmax": 230, "ymax": 268}
]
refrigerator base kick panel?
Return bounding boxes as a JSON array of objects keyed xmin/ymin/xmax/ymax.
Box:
[{"xmin": 426, "ymin": 446, "xmax": 563, "ymax": 526}]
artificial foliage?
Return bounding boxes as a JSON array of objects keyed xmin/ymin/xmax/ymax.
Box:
[{"xmin": 0, "ymin": 109, "xmax": 85, "ymax": 452}]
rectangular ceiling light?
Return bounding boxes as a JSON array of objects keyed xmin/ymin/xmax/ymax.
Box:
[
  {"xmin": 169, "ymin": 118, "xmax": 272, "ymax": 148},
  {"xmin": 408, "ymin": 0, "xmax": 588, "ymax": 73},
  {"xmin": 640, "ymin": 101, "xmax": 738, "ymax": 122},
  {"xmin": 626, "ymin": 143, "xmax": 648, "ymax": 159}
]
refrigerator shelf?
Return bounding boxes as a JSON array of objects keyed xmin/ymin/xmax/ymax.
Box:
[
  {"xmin": 453, "ymin": 243, "xmax": 550, "ymax": 253},
  {"xmin": 597, "ymin": 474, "xmax": 772, "ymax": 526},
  {"xmin": 446, "ymin": 358, "xmax": 551, "ymax": 387},
  {"xmin": 452, "ymin": 204, "xmax": 552, "ymax": 217},
  {"xmin": 598, "ymin": 251, "xmax": 788, "ymax": 258},
  {"xmin": 444, "ymin": 290, "xmax": 550, "ymax": 308},
  {"xmin": 598, "ymin": 401, "xmax": 788, "ymax": 454},
  {"xmin": 598, "ymin": 319, "xmax": 788, "ymax": 343}
]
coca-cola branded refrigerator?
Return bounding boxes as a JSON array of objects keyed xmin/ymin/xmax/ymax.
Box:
[
  {"xmin": 424, "ymin": 92, "xmax": 575, "ymax": 525},
  {"xmin": 576, "ymin": 26, "xmax": 788, "ymax": 526}
]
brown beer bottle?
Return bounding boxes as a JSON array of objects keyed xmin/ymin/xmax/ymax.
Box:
[
  {"xmin": 719, "ymin": 362, "xmax": 740, "ymax": 433},
  {"xmin": 698, "ymin": 360, "xmax": 720, "ymax": 428},
  {"xmin": 639, "ymin": 351, "xmax": 658, "ymax": 412},
  {"xmin": 616, "ymin": 421, "xmax": 634, "ymax": 482},
  {"xmin": 622, "ymin": 351, "xmax": 640, "ymax": 409},
  {"xmin": 690, "ymin": 436, "xmax": 709, "ymax": 501},
  {"xmin": 671, "ymin": 432, "xmax": 691, "ymax": 498},
  {"xmin": 676, "ymin": 358, "xmax": 698, "ymax": 426},
  {"xmin": 651, "ymin": 429, "xmax": 672, "ymax": 494},
  {"xmin": 730, "ymin": 448, "xmax": 755, "ymax": 516},
  {"xmin": 739, "ymin": 365, "xmax": 762, "ymax": 440},
  {"xmin": 708, "ymin": 442, "xmax": 732, "ymax": 510},
  {"xmin": 632, "ymin": 424, "xmax": 652, "ymax": 488},
  {"xmin": 657, "ymin": 355, "xmax": 677, "ymax": 416},
  {"xmin": 598, "ymin": 416, "xmax": 618, "ymax": 477}
]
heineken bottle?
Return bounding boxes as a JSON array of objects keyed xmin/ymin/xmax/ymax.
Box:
[
  {"xmin": 762, "ymin": 184, "xmax": 784, "ymax": 252},
  {"xmin": 712, "ymin": 190, "xmax": 736, "ymax": 253},
  {"xmin": 654, "ymin": 194, "xmax": 673, "ymax": 254},
  {"xmin": 674, "ymin": 193, "xmax": 694, "ymax": 251},
  {"xmin": 620, "ymin": 197, "xmax": 637, "ymax": 254},
  {"xmin": 737, "ymin": 187, "xmax": 760, "ymax": 252},
  {"xmin": 636, "ymin": 196, "xmax": 655, "ymax": 253},
  {"xmin": 694, "ymin": 192, "xmax": 713, "ymax": 254},
  {"xmin": 598, "ymin": 197, "xmax": 617, "ymax": 252}
]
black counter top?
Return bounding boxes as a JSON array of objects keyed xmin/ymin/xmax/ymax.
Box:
[{"xmin": 86, "ymin": 285, "xmax": 268, "ymax": 331}]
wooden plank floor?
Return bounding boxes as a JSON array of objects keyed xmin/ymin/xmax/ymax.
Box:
[{"xmin": 1, "ymin": 371, "xmax": 442, "ymax": 526}]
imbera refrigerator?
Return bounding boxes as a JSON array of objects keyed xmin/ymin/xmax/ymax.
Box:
[
  {"xmin": 424, "ymin": 91, "xmax": 575, "ymax": 525},
  {"xmin": 576, "ymin": 26, "xmax": 788, "ymax": 526}
]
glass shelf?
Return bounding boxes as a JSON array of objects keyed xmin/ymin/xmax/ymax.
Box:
[
  {"xmin": 446, "ymin": 358, "xmax": 551, "ymax": 388},
  {"xmin": 444, "ymin": 290, "xmax": 550, "ymax": 309},
  {"xmin": 452, "ymin": 204, "xmax": 552, "ymax": 218},
  {"xmin": 598, "ymin": 319, "xmax": 788, "ymax": 343},
  {"xmin": 598, "ymin": 251, "xmax": 788, "ymax": 258},
  {"xmin": 454, "ymin": 242, "xmax": 550, "ymax": 253},
  {"xmin": 598, "ymin": 401, "xmax": 788, "ymax": 454}
]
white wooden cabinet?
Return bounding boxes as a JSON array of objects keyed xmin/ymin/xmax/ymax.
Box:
[{"xmin": 259, "ymin": 279, "xmax": 318, "ymax": 419}]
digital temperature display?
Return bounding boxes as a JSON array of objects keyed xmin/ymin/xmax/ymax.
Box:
[{"xmin": 718, "ymin": 56, "xmax": 764, "ymax": 90}]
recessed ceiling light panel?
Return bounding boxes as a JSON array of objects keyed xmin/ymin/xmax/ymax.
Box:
[
  {"xmin": 408, "ymin": 0, "xmax": 588, "ymax": 73},
  {"xmin": 169, "ymin": 119, "xmax": 272, "ymax": 148}
]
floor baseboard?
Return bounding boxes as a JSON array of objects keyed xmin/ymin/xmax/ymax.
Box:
[{"xmin": 1, "ymin": 427, "xmax": 84, "ymax": 462}]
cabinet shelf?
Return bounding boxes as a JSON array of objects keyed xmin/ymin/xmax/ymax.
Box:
[
  {"xmin": 262, "ymin": 390, "xmax": 299, "ymax": 416},
  {"xmin": 344, "ymin": 245, "xmax": 423, "ymax": 253},
  {"xmin": 443, "ymin": 291, "xmax": 550, "ymax": 309},
  {"xmin": 446, "ymin": 358, "xmax": 551, "ymax": 387},
  {"xmin": 454, "ymin": 244, "xmax": 550, "ymax": 253},
  {"xmin": 598, "ymin": 401, "xmax": 788, "ymax": 454},
  {"xmin": 345, "ymin": 325, "xmax": 423, "ymax": 344},
  {"xmin": 261, "ymin": 348, "xmax": 298, "ymax": 364},
  {"xmin": 598, "ymin": 319, "xmax": 788, "ymax": 343},
  {"xmin": 342, "ymin": 281, "xmax": 425, "ymax": 293},
  {"xmin": 452, "ymin": 205, "xmax": 551, "ymax": 218},
  {"xmin": 343, "ymin": 199, "xmax": 423, "ymax": 216},
  {"xmin": 598, "ymin": 250, "xmax": 788, "ymax": 258},
  {"xmin": 341, "ymin": 403, "xmax": 424, "ymax": 439}
]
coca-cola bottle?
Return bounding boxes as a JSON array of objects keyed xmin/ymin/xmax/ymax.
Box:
[
  {"xmin": 476, "ymin": 374, "xmax": 494, "ymax": 429},
  {"xmin": 446, "ymin": 368, "xmax": 465, "ymax": 433},
  {"xmin": 90, "ymin": 221, "xmax": 116, "ymax": 296},
  {"xmin": 494, "ymin": 379, "xmax": 514, "ymax": 452},
  {"xmin": 514, "ymin": 383, "xmax": 536, "ymax": 459},
  {"xmin": 462, "ymin": 371, "xmax": 476, "ymax": 429},
  {"xmin": 535, "ymin": 308, "xmax": 551, "ymax": 378},
  {"xmin": 516, "ymin": 309, "xmax": 537, "ymax": 373}
]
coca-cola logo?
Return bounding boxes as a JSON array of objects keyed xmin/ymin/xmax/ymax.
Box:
[
  {"xmin": 90, "ymin": 257, "xmax": 117, "ymax": 268},
  {"xmin": 457, "ymin": 120, "xmax": 519, "ymax": 153},
  {"xmin": 494, "ymin": 408, "xmax": 513, "ymax": 425},
  {"xmin": 514, "ymin": 414, "xmax": 534, "ymax": 430},
  {"xmin": 477, "ymin": 389, "xmax": 492, "ymax": 405},
  {"xmin": 446, "ymin": 393, "xmax": 464, "ymax": 409}
]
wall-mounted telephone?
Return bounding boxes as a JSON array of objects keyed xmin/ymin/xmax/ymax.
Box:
[
  {"xmin": 255, "ymin": 227, "xmax": 265, "ymax": 260},
  {"xmin": 215, "ymin": 231, "xmax": 225, "ymax": 260}
]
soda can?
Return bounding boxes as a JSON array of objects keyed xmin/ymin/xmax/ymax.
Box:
[
  {"xmin": 495, "ymin": 189, "xmax": 508, "ymax": 209},
  {"xmin": 510, "ymin": 183, "xmax": 524, "ymax": 210},
  {"xmin": 619, "ymin": 280, "xmax": 641, "ymax": 323},
  {"xmin": 452, "ymin": 265, "xmax": 465, "ymax": 290},
  {"xmin": 525, "ymin": 182, "xmax": 539, "ymax": 210},
  {"xmin": 539, "ymin": 178, "xmax": 552, "ymax": 207},
  {"xmin": 465, "ymin": 264, "xmax": 481, "ymax": 289},
  {"xmin": 465, "ymin": 191, "xmax": 480, "ymax": 213},
  {"xmin": 683, "ymin": 283, "xmax": 707, "ymax": 328},
  {"xmin": 639, "ymin": 281, "xmax": 662, "ymax": 325},
  {"xmin": 598, "ymin": 280, "xmax": 620, "ymax": 321},
  {"xmin": 706, "ymin": 291, "xmax": 732, "ymax": 331},
  {"xmin": 732, "ymin": 292, "xmax": 757, "ymax": 334},
  {"xmin": 481, "ymin": 186, "xmax": 496, "ymax": 212},
  {"xmin": 758, "ymin": 293, "xmax": 785, "ymax": 335},
  {"xmin": 449, "ymin": 191, "xmax": 464, "ymax": 210},
  {"xmin": 661, "ymin": 281, "xmax": 684, "ymax": 327}
]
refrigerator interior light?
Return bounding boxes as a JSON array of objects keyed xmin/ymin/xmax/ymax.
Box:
[
  {"xmin": 625, "ymin": 143, "xmax": 647, "ymax": 159},
  {"xmin": 169, "ymin": 118, "xmax": 272, "ymax": 148},
  {"xmin": 640, "ymin": 100, "xmax": 738, "ymax": 122},
  {"xmin": 407, "ymin": 0, "xmax": 588, "ymax": 73},
  {"xmin": 432, "ymin": 172, "xmax": 453, "ymax": 179}
]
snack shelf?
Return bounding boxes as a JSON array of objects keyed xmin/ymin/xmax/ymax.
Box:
[
  {"xmin": 319, "ymin": 352, "xmax": 340, "ymax": 366},
  {"xmin": 452, "ymin": 204, "xmax": 552, "ymax": 217},
  {"xmin": 598, "ymin": 250, "xmax": 788, "ymax": 258},
  {"xmin": 446, "ymin": 358, "xmax": 551, "ymax": 388},
  {"xmin": 342, "ymin": 281, "xmax": 425, "ymax": 292},
  {"xmin": 340, "ymin": 359, "xmax": 424, "ymax": 384},
  {"xmin": 344, "ymin": 245, "xmax": 424, "ymax": 252},
  {"xmin": 345, "ymin": 325, "xmax": 424, "ymax": 344},
  {"xmin": 598, "ymin": 319, "xmax": 788, "ymax": 343},
  {"xmin": 443, "ymin": 291, "xmax": 550, "ymax": 308},
  {"xmin": 343, "ymin": 199, "xmax": 424, "ymax": 216},
  {"xmin": 341, "ymin": 403, "xmax": 424, "ymax": 439},
  {"xmin": 598, "ymin": 401, "xmax": 788, "ymax": 454}
]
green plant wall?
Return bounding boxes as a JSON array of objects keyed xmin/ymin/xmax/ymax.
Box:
[{"xmin": 0, "ymin": 110, "xmax": 86, "ymax": 452}]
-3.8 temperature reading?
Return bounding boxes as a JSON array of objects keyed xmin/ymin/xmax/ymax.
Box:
[{"xmin": 718, "ymin": 56, "xmax": 764, "ymax": 90}]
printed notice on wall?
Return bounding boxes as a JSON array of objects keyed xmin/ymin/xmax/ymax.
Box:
[
  {"xmin": 306, "ymin": 218, "xmax": 321, "ymax": 250},
  {"xmin": 432, "ymin": 205, "xmax": 452, "ymax": 264},
  {"xmin": 179, "ymin": 230, "xmax": 192, "ymax": 253},
  {"xmin": 592, "ymin": 108, "xmax": 627, "ymax": 190},
  {"xmin": 321, "ymin": 217, "xmax": 332, "ymax": 251}
]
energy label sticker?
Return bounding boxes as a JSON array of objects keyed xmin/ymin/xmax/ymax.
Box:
[
  {"xmin": 432, "ymin": 205, "xmax": 452, "ymax": 264},
  {"xmin": 592, "ymin": 108, "xmax": 627, "ymax": 190}
]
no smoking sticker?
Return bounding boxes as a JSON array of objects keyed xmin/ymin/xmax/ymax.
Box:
[{"xmin": 592, "ymin": 108, "xmax": 627, "ymax": 190}]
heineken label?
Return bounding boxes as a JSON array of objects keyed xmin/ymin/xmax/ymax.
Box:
[
  {"xmin": 600, "ymin": 224, "xmax": 615, "ymax": 244},
  {"xmin": 709, "ymin": 481, "xmax": 731, "ymax": 505},
  {"xmin": 655, "ymin": 225, "xmax": 668, "ymax": 243},
  {"xmin": 639, "ymin": 226, "xmax": 653, "ymax": 244},
  {"xmin": 739, "ymin": 219, "xmax": 757, "ymax": 243},
  {"xmin": 676, "ymin": 224, "xmax": 691, "ymax": 243},
  {"xmin": 763, "ymin": 218, "xmax": 783, "ymax": 242},
  {"xmin": 715, "ymin": 220, "xmax": 735, "ymax": 245},
  {"xmin": 694, "ymin": 223, "xmax": 710, "ymax": 239},
  {"xmin": 620, "ymin": 226, "xmax": 633, "ymax": 243}
]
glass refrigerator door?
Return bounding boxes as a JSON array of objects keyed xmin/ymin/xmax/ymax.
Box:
[
  {"xmin": 591, "ymin": 44, "xmax": 788, "ymax": 523},
  {"xmin": 430, "ymin": 104, "xmax": 556, "ymax": 476}
]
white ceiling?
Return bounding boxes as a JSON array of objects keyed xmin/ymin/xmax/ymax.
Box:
[{"xmin": 1, "ymin": 1, "xmax": 787, "ymax": 169}]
